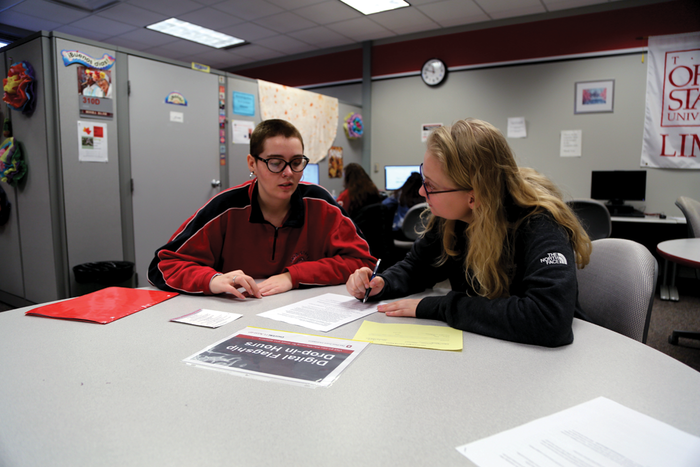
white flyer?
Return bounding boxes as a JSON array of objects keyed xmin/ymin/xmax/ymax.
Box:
[
  {"xmin": 171, "ymin": 308, "xmax": 242, "ymax": 328},
  {"xmin": 258, "ymin": 293, "xmax": 377, "ymax": 332},
  {"xmin": 78, "ymin": 121, "xmax": 108, "ymax": 162}
]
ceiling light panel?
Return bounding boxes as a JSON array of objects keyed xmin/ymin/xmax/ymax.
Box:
[
  {"xmin": 147, "ymin": 18, "xmax": 246, "ymax": 49},
  {"xmin": 340, "ymin": 0, "xmax": 410, "ymax": 15}
]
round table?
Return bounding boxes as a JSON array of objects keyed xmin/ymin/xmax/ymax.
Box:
[{"xmin": 657, "ymin": 238, "xmax": 700, "ymax": 344}]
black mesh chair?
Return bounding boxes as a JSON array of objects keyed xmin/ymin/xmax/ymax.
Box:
[
  {"xmin": 566, "ymin": 198, "xmax": 611, "ymax": 241},
  {"xmin": 353, "ymin": 202, "xmax": 397, "ymax": 270}
]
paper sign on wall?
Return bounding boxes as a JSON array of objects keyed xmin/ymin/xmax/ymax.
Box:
[
  {"xmin": 421, "ymin": 123, "xmax": 442, "ymax": 142},
  {"xmin": 507, "ymin": 117, "xmax": 527, "ymax": 138},
  {"xmin": 78, "ymin": 121, "xmax": 108, "ymax": 162},
  {"xmin": 560, "ymin": 130, "xmax": 582, "ymax": 157},
  {"xmin": 232, "ymin": 120, "xmax": 255, "ymax": 144},
  {"xmin": 233, "ymin": 91, "xmax": 255, "ymax": 116}
]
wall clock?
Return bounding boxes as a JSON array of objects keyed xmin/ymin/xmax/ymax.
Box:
[{"xmin": 421, "ymin": 58, "xmax": 447, "ymax": 86}]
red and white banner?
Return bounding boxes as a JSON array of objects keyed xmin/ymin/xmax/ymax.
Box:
[{"xmin": 641, "ymin": 32, "xmax": 700, "ymax": 169}]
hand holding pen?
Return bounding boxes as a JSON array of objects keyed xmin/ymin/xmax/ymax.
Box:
[{"xmin": 363, "ymin": 259, "xmax": 381, "ymax": 303}]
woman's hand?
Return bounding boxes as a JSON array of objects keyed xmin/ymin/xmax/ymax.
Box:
[
  {"xmin": 377, "ymin": 299, "xmax": 421, "ymax": 318},
  {"xmin": 210, "ymin": 270, "xmax": 262, "ymax": 299},
  {"xmin": 258, "ymin": 272, "xmax": 293, "ymax": 297},
  {"xmin": 346, "ymin": 267, "xmax": 385, "ymax": 300}
]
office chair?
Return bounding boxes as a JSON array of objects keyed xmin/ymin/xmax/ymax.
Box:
[
  {"xmin": 353, "ymin": 202, "xmax": 397, "ymax": 270},
  {"xmin": 576, "ymin": 238, "xmax": 657, "ymax": 343},
  {"xmin": 566, "ymin": 199, "xmax": 612, "ymax": 241},
  {"xmin": 666, "ymin": 196, "xmax": 700, "ymax": 345},
  {"xmin": 401, "ymin": 202, "xmax": 428, "ymax": 241}
]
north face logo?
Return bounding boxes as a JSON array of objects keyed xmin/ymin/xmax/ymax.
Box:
[{"xmin": 540, "ymin": 253, "xmax": 567, "ymax": 265}]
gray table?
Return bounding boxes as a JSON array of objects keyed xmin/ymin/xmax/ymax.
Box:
[{"xmin": 2, "ymin": 285, "xmax": 699, "ymax": 467}]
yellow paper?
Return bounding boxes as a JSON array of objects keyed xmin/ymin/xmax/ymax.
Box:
[{"xmin": 353, "ymin": 321, "xmax": 463, "ymax": 351}]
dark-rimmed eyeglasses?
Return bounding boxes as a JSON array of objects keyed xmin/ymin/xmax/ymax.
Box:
[
  {"xmin": 419, "ymin": 163, "xmax": 468, "ymax": 199},
  {"xmin": 255, "ymin": 155, "xmax": 309, "ymax": 173}
]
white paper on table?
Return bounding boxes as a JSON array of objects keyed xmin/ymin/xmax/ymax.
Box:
[
  {"xmin": 171, "ymin": 308, "xmax": 242, "ymax": 328},
  {"xmin": 457, "ymin": 396, "xmax": 700, "ymax": 467},
  {"xmin": 258, "ymin": 293, "xmax": 377, "ymax": 332}
]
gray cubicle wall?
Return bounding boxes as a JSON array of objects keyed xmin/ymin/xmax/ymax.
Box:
[
  {"xmin": 324, "ymin": 53, "xmax": 699, "ymax": 215},
  {"xmin": 0, "ymin": 35, "xmax": 66, "ymax": 305},
  {"xmin": 54, "ymin": 38, "xmax": 124, "ymax": 296},
  {"xmin": 227, "ymin": 75, "xmax": 259, "ymax": 187}
]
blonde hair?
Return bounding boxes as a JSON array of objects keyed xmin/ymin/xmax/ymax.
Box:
[{"xmin": 426, "ymin": 118, "xmax": 591, "ymax": 299}]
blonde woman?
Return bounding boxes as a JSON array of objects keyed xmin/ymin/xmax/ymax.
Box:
[{"xmin": 346, "ymin": 118, "xmax": 592, "ymax": 347}]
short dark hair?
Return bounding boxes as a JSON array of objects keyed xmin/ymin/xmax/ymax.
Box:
[{"xmin": 250, "ymin": 119, "xmax": 304, "ymax": 157}]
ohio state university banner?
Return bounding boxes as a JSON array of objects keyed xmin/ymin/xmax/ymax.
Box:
[{"xmin": 641, "ymin": 31, "xmax": 700, "ymax": 169}]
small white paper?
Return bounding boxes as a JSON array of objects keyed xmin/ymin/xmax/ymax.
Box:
[
  {"xmin": 170, "ymin": 111, "xmax": 184, "ymax": 123},
  {"xmin": 232, "ymin": 120, "xmax": 255, "ymax": 144},
  {"xmin": 560, "ymin": 130, "xmax": 582, "ymax": 157},
  {"xmin": 78, "ymin": 121, "xmax": 108, "ymax": 162},
  {"xmin": 258, "ymin": 293, "xmax": 377, "ymax": 332},
  {"xmin": 457, "ymin": 397, "xmax": 700, "ymax": 467},
  {"xmin": 507, "ymin": 117, "xmax": 527, "ymax": 138},
  {"xmin": 171, "ymin": 309, "xmax": 242, "ymax": 328},
  {"xmin": 421, "ymin": 123, "xmax": 443, "ymax": 142}
]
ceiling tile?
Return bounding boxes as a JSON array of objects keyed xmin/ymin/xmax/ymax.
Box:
[
  {"xmin": 156, "ymin": 37, "xmax": 215, "ymax": 55},
  {"xmin": 253, "ymin": 11, "xmax": 318, "ymax": 33},
  {"xmin": 330, "ymin": 16, "xmax": 397, "ymax": 42},
  {"xmin": 100, "ymin": 35, "xmax": 153, "ymax": 51},
  {"xmin": 97, "ymin": 3, "xmax": 169, "ymax": 28},
  {"xmin": 265, "ymin": 0, "xmax": 326, "ymax": 9},
  {"xmin": 116, "ymin": 27, "xmax": 180, "ymax": 47},
  {"xmin": 69, "ymin": 15, "xmax": 139, "ymax": 35},
  {"xmin": 293, "ymin": 1, "xmax": 362, "ymax": 24},
  {"xmin": 10, "ymin": 0, "xmax": 90, "ymax": 23},
  {"xmin": 127, "ymin": 0, "xmax": 205, "ymax": 17},
  {"xmin": 368, "ymin": 7, "xmax": 440, "ymax": 35},
  {"xmin": 219, "ymin": 21, "xmax": 277, "ymax": 41},
  {"xmin": 0, "ymin": 10, "xmax": 62, "ymax": 32},
  {"xmin": 256, "ymin": 34, "xmax": 318, "ymax": 54},
  {"xmin": 474, "ymin": 0, "xmax": 545, "ymax": 18},
  {"xmin": 225, "ymin": 43, "xmax": 284, "ymax": 60},
  {"xmin": 212, "ymin": 0, "xmax": 283, "ymax": 21},
  {"xmin": 417, "ymin": 0, "xmax": 490, "ymax": 27},
  {"xmin": 54, "ymin": 24, "xmax": 113, "ymax": 42},
  {"xmin": 288, "ymin": 25, "xmax": 354, "ymax": 47}
]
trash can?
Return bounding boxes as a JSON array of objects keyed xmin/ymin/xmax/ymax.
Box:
[{"xmin": 72, "ymin": 261, "xmax": 135, "ymax": 295}]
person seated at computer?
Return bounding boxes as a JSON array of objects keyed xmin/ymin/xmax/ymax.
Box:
[
  {"xmin": 149, "ymin": 119, "xmax": 376, "ymax": 299},
  {"xmin": 336, "ymin": 163, "xmax": 382, "ymax": 219},
  {"xmin": 382, "ymin": 172, "xmax": 424, "ymax": 240},
  {"xmin": 346, "ymin": 118, "xmax": 592, "ymax": 347}
]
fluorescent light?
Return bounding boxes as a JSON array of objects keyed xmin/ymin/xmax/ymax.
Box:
[
  {"xmin": 0, "ymin": 41, "xmax": 10, "ymax": 49},
  {"xmin": 147, "ymin": 18, "xmax": 246, "ymax": 49},
  {"xmin": 340, "ymin": 0, "xmax": 409, "ymax": 15}
]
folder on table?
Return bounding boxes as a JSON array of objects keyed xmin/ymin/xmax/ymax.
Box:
[{"xmin": 25, "ymin": 287, "xmax": 178, "ymax": 324}]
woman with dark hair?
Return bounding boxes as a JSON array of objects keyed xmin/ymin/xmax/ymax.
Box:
[
  {"xmin": 336, "ymin": 163, "xmax": 382, "ymax": 218},
  {"xmin": 382, "ymin": 172, "xmax": 424, "ymax": 238},
  {"xmin": 346, "ymin": 118, "xmax": 592, "ymax": 347}
]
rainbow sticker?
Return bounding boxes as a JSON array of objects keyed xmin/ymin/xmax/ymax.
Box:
[{"xmin": 165, "ymin": 92, "xmax": 187, "ymax": 106}]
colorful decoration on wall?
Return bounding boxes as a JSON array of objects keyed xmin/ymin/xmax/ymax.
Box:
[
  {"xmin": 3, "ymin": 61, "xmax": 36, "ymax": 116},
  {"xmin": 0, "ymin": 137, "xmax": 27, "ymax": 187},
  {"xmin": 61, "ymin": 50, "xmax": 115, "ymax": 70},
  {"xmin": 165, "ymin": 92, "xmax": 188, "ymax": 106},
  {"xmin": 344, "ymin": 113, "xmax": 363, "ymax": 139}
]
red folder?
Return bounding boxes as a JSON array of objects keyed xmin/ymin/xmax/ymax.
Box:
[{"xmin": 25, "ymin": 287, "xmax": 179, "ymax": 324}]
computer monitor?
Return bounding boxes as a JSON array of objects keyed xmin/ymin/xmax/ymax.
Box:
[
  {"xmin": 385, "ymin": 165, "xmax": 420, "ymax": 191},
  {"xmin": 590, "ymin": 170, "xmax": 647, "ymax": 216},
  {"xmin": 300, "ymin": 163, "xmax": 319, "ymax": 184}
]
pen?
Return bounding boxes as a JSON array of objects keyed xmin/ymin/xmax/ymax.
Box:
[{"xmin": 363, "ymin": 259, "xmax": 381, "ymax": 304}]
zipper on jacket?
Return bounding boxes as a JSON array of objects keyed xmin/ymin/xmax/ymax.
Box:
[{"xmin": 271, "ymin": 227, "xmax": 279, "ymax": 261}]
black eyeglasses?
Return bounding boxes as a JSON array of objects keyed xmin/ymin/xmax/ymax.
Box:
[
  {"xmin": 255, "ymin": 155, "xmax": 310, "ymax": 173},
  {"xmin": 419, "ymin": 163, "xmax": 468, "ymax": 199}
]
